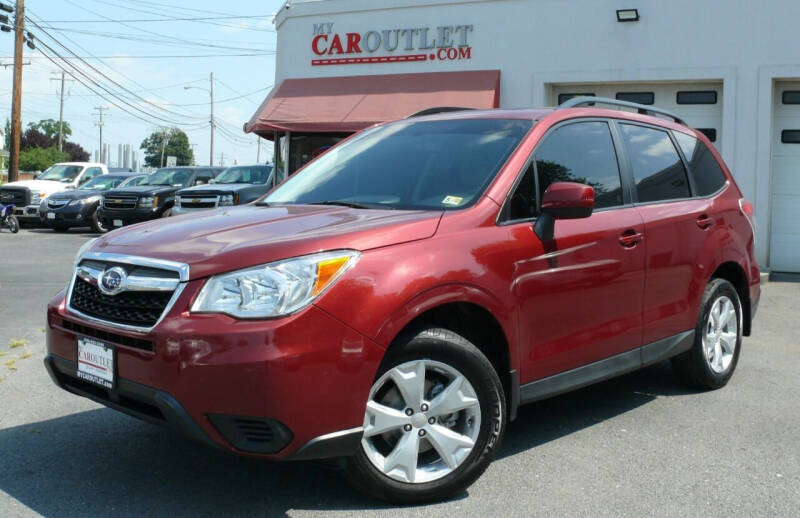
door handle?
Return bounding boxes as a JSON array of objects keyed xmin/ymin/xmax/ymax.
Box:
[
  {"xmin": 696, "ymin": 214, "xmax": 714, "ymax": 229},
  {"xmin": 619, "ymin": 230, "xmax": 644, "ymax": 248}
]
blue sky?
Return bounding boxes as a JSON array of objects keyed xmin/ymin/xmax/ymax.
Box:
[{"xmin": 0, "ymin": 0, "xmax": 286, "ymax": 167}]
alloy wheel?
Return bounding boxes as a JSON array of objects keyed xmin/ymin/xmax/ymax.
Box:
[
  {"xmin": 703, "ymin": 295, "xmax": 738, "ymax": 373},
  {"xmin": 361, "ymin": 359, "xmax": 481, "ymax": 484}
]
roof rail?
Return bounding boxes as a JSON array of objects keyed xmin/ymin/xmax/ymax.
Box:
[
  {"xmin": 407, "ymin": 106, "xmax": 476, "ymax": 118},
  {"xmin": 558, "ymin": 96, "xmax": 687, "ymax": 125}
]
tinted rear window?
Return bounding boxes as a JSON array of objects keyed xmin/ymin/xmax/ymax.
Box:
[
  {"xmin": 619, "ymin": 124, "xmax": 690, "ymax": 203},
  {"xmin": 674, "ymin": 132, "xmax": 727, "ymax": 196}
]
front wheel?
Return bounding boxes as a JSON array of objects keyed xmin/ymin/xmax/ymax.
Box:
[
  {"xmin": 345, "ymin": 328, "xmax": 505, "ymax": 504},
  {"xmin": 6, "ymin": 215, "xmax": 19, "ymax": 233},
  {"xmin": 161, "ymin": 208, "xmax": 173, "ymax": 218},
  {"xmin": 90, "ymin": 207, "xmax": 109, "ymax": 234},
  {"xmin": 672, "ymin": 278, "xmax": 743, "ymax": 389}
]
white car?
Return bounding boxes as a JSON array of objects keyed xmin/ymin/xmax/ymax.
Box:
[{"xmin": 0, "ymin": 162, "xmax": 109, "ymax": 223}]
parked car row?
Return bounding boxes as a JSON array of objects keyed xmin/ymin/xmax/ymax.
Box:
[{"xmin": 0, "ymin": 162, "xmax": 274, "ymax": 234}]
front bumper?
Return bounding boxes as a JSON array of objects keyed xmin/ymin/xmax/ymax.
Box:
[
  {"xmin": 14, "ymin": 204, "xmax": 41, "ymax": 221},
  {"xmin": 40, "ymin": 202, "xmax": 94, "ymax": 227},
  {"xmin": 45, "ymin": 287, "xmax": 381, "ymax": 460},
  {"xmin": 98, "ymin": 206, "xmax": 163, "ymax": 227}
]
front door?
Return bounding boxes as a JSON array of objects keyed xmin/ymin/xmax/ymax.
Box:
[{"xmin": 507, "ymin": 120, "xmax": 647, "ymax": 383}]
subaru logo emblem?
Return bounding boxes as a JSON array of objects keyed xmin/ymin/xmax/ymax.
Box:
[{"xmin": 98, "ymin": 266, "xmax": 127, "ymax": 296}]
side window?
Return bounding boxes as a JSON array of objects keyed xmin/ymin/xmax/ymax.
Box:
[
  {"xmin": 674, "ymin": 132, "xmax": 727, "ymax": 196},
  {"xmin": 535, "ymin": 121, "xmax": 623, "ymax": 210},
  {"xmin": 506, "ymin": 164, "xmax": 537, "ymax": 221},
  {"xmin": 619, "ymin": 124, "xmax": 690, "ymax": 203},
  {"xmin": 80, "ymin": 167, "xmax": 102, "ymax": 184}
]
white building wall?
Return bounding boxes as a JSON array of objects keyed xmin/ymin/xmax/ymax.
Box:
[{"xmin": 274, "ymin": 0, "xmax": 800, "ymax": 269}]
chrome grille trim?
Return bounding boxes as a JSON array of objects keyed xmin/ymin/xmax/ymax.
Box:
[{"xmin": 66, "ymin": 252, "xmax": 190, "ymax": 334}]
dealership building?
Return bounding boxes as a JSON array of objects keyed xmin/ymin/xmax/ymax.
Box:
[{"xmin": 245, "ymin": 0, "xmax": 800, "ymax": 273}]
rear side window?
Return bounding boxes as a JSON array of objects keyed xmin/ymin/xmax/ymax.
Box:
[
  {"xmin": 674, "ymin": 132, "xmax": 727, "ymax": 196},
  {"xmin": 619, "ymin": 124, "xmax": 690, "ymax": 203},
  {"xmin": 534, "ymin": 121, "xmax": 623, "ymax": 210}
]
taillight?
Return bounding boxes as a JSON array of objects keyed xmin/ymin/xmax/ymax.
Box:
[{"xmin": 739, "ymin": 199, "xmax": 756, "ymax": 241}]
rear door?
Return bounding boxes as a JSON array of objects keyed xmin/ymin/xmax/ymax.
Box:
[
  {"xmin": 509, "ymin": 119, "xmax": 647, "ymax": 382},
  {"xmin": 615, "ymin": 121, "xmax": 712, "ymax": 345}
]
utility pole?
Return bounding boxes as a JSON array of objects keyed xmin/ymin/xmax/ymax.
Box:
[
  {"xmin": 160, "ymin": 127, "xmax": 168, "ymax": 167},
  {"xmin": 210, "ymin": 72, "xmax": 215, "ymax": 167},
  {"xmin": 50, "ymin": 71, "xmax": 73, "ymax": 151},
  {"xmin": 94, "ymin": 106, "xmax": 108, "ymax": 163},
  {"xmin": 9, "ymin": 0, "xmax": 24, "ymax": 183},
  {"xmin": 256, "ymin": 136, "xmax": 261, "ymax": 163}
]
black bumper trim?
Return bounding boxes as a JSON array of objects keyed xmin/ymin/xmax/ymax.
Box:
[
  {"xmin": 289, "ymin": 427, "xmax": 363, "ymax": 461},
  {"xmin": 44, "ymin": 354, "xmax": 218, "ymax": 450}
]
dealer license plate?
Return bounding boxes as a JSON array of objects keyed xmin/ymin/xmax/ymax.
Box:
[
  {"xmin": 113, "ymin": 219, "xmax": 123, "ymax": 227},
  {"xmin": 77, "ymin": 338, "xmax": 115, "ymax": 389},
  {"xmin": 47, "ymin": 212, "xmax": 55, "ymax": 219}
]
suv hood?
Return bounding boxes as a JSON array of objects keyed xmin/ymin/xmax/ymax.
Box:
[
  {"xmin": 177, "ymin": 183, "xmax": 259, "ymax": 195},
  {"xmin": 3, "ymin": 179, "xmax": 71, "ymax": 195},
  {"xmin": 93, "ymin": 204, "xmax": 442, "ymax": 279}
]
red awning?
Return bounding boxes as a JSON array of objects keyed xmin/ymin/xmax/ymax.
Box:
[{"xmin": 244, "ymin": 70, "xmax": 500, "ymax": 136}]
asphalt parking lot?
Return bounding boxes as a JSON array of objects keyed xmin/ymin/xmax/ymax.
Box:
[{"xmin": 1, "ymin": 226, "xmax": 799, "ymax": 517}]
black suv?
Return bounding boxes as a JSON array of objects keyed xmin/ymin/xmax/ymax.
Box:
[
  {"xmin": 99, "ymin": 166, "xmax": 222, "ymax": 229},
  {"xmin": 172, "ymin": 164, "xmax": 274, "ymax": 216}
]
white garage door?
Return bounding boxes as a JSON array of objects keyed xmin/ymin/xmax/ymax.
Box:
[
  {"xmin": 551, "ymin": 82, "xmax": 723, "ymax": 152},
  {"xmin": 770, "ymin": 82, "xmax": 800, "ymax": 273}
]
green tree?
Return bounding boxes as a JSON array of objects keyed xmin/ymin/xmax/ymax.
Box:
[
  {"xmin": 140, "ymin": 128, "xmax": 194, "ymax": 167},
  {"xmin": 4, "ymin": 118, "xmax": 11, "ymax": 151},
  {"xmin": 19, "ymin": 147, "xmax": 69, "ymax": 172},
  {"xmin": 28, "ymin": 119, "xmax": 72, "ymax": 141}
]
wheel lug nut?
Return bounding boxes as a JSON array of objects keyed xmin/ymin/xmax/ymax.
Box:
[
  {"xmin": 428, "ymin": 417, "xmax": 436, "ymax": 425},
  {"xmin": 420, "ymin": 403, "xmax": 429, "ymax": 412},
  {"xmin": 405, "ymin": 408, "xmax": 413, "ymax": 416},
  {"xmin": 403, "ymin": 424, "xmax": 412, "ymax": 432},
  {"xmin": 418, "ymin": 429, "xmax": 426, "ymax": 437}
]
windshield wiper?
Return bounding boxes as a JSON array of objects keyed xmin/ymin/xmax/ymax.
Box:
[{"xmin": 308, "ymin": 200, "xmax": 381, "ymax": 210}]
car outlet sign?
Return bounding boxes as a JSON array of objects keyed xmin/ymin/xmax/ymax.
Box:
[{"xmin": 310, "ymin": 22, "xmax": 474, "ymax": 66}]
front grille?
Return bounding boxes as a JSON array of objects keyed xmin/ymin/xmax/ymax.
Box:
[
  {"xmin": 178, "ymin": 196, "xmax": 218, "ymax": 209},
  {"xmin": 0, "ymin": 187, "xmax": 29, "ymax": 206},
  {"xmin": 61, "ymin": 319, "xmax": 154, "ymax": 352},
  {"xmin": 70, "ymin": 276, "xmax": 173, "ymax": 328},
  {"xmin": 103, "ymin": 195, "xmax": 138, "ymax": 209},
  {"xmin": 48, "ymin": 199, "xmax": 69, "ymax": 209}
]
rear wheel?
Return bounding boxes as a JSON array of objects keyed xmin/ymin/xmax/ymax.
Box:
[
  {"xmin": 672, "ymin": 278, "xmax": 742, "ymax": 389},
  {"xmin": 346, "ymin": 328, "xmax": 505, "ymax": 504},
  {"xmin": 6, "ymin": 215, "xmax": 19, "ymax": 233}
]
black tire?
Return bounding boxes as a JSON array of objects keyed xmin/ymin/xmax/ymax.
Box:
[
  {"xmin": 672, "ymin": 278, "xmax": 743, "ymax": 389},
  {"xmin": 90, "ymin": 206, "xmax": 109, "ymax": 234},
  {"xmin": 51, "ymin": 223, "xmax": 70, "ymax": 233},
  {"xmin": 345, "ymin": 327, "xmax": 505, "ymax": 504},
  {"xmin": 7, "ymin": 216, "xmax": 19, "ymax": 233}
]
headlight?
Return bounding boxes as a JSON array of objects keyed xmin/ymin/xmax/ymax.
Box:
[
  {"xmin": 138, "ymin": 196, "xmax": 154, "ymax": 208},
  {"xmin": 29, "ymin": 190, "xmax": 42, "ymax": 204},
  {"xmin": 74, "ymin": 237, "xmax": 97, "ymax": 266},
  {"xmin": 219, "ymin": 194, "xmax": 235, "ymax": 206},
  {"xmin": 68, "ymin": 199, "xmax": 84, "ymax": 206},
  {"xmin": 175, "ymin": 197, "xmax": 182, "ymax": 208},
  {"xmin": 191, "ymin": 250, "xmax": 360, "ymax": 318}
]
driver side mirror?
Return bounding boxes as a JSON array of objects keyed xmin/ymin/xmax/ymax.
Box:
[{"xmin": 533, "ymin": 181, "xmax": 595, "ymax": 241}]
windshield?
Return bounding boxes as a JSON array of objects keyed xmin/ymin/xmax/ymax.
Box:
[
  {"xmin": 78, "ymin": 176, "xmax": 126, "ymax": 191},
  {"xmin": 213, "ymin": 165, "xmax": 272, "ymax": 184},
  {"xmin": 118, "ymin": 175, "xmax": 147, "ymax": 187},
  {"xmin": 39, "ymin": 165, "xmax": 83, "ymax": 182},
  {"xmin": 264, "ymin": 119, "xmax": 532, "ymax": 210},
  {"xmin": 142, "ymin": 168, "xmax": 192, "ymax": 187}
]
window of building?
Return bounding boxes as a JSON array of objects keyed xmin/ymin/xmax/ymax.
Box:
[
  {"xmin": 677, "ymin": 91, "xmax": 718, "ymax": 104},
  {"xmin": 557, "ymin": 93, "xmax": 595, "ymax": 105},
  {"xmin": 615, "ymin": 92, "xmax": 655, "ymax": 105},
  {"xmin": 781, "ymin": 130, "xmax": 800, "ymax": 144},
  {"xmin": 781, "ymin": 91, "xmax": 800, "ymax": 104},
  {"xmin": 534, "ymin": 121, "xmax": 623, "ymax": 210},
  {"xmin": 619, "ymin": 124, "xmax": 690, "ymax": 203},
  {"xmin": 674, "ymin": 132, "xmax": 727, "ymax": 196},
  {"xmin": 697, "ymin": 128, "xmax": 717, "ymax": 142}
]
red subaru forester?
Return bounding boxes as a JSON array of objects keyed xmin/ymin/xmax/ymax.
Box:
[{"xmin": 45, "ymin": 97, "xmax": 759, "ymax": 503}]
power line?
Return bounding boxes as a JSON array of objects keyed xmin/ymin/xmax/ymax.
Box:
[
  {"xmin": 0, "ymin": 52, "xmax": 274, "ymax": 59},
  {"xmin": 36, "ymin": 15, "xmax": 273, "ymax": 23}
]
